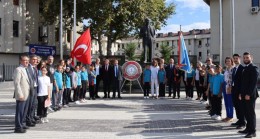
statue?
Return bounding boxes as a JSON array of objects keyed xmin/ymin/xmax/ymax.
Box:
[{"xmin": 140, "ymin": 18, "xmax": 156, "ymax": 63}]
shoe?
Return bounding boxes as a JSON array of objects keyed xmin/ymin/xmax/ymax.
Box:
[
  {"xmin": 238, "ymin": 129, "xmax": 249, "ymax": 134},
  {"xmin": 96, "ymin": 96, "xmax": 100, "ymax": 98},
  {"xmin": 75, "ymin": 101, "xmax": 80, "ymax": 104},
  {"xmin": 245, "ymin": 133, "xmax": 256, "ymax": 138},
  {"xmin": 23, "ymin": 126, "xmax": 30, "ymax": 129},
  {"xmin": 14, "ymin": 129, "xmax": 26, "ymax": 133},
  {"xmin": 231, "ymin": 122, "xmax": 240, "ymax": 126},
  {"xmin": 226, "ymin": 118, "xmax": 233, "ymax": 123},
  {"xmin": 26, "ymin": 123, "xmax": 36, "ymax": 127},
  {"xmin": 48, "ymin": 107, "xmax": 54, "ymax": 113},
  {"xmin": 215, "ymin": 116, "xmax": 222, "ymax": 121},
  {"xmin": 39, "ymin": 118, "xmax": 44, "ymax": 124},
  {"xmin": 172, "ymin": 97, "xmax": 176, "ymax": 99},
  {"xmin": 147, "ymin": 96, "xmax": 149, "ymax": 99},
  {"xmin": 118, "ymin": 97, "xmax": 122, "ymax": 99},
  {"xmin": 237, "ymin": 125, "xmax": 245, "ymax": 129},
  {"xmin": 103, "ymin": 96, "xmax": 107, "ymax": 99},
  {"xmin": 34, "ymin": 116, "xmax": 40, "ymax": 121},
  {"xmin": 211, "ymin": 114, "xmax": 217, "ymax": 119},
  {"xmin": 195, "ymin": 98, "xmax": 199, "ymax": 100},
  {"xmin": 44, "ymin": 118, "xmax": 49, "ymax": 123},
  {"xmin": 222, "ymin": 117, "xmax": 228, "ymax": 122},
  {"xmin": 144, "ymin": 96, "xmax": 146, "ymax": 99},
  {"xmin": 108, "ymin": 96, "xmax": 110, "ymax": 98},
  {"xmin": 63, "ymin": 105, "xmax": 69, "ymax": 108}
]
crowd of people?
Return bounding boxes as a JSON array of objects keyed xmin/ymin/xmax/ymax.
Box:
[{"xmin": 13, "ymin": 52, "xmax": 259, "ymax": 138}]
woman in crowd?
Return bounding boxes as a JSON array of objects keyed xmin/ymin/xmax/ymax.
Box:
[
  {"xmin": 37, "ymin": 61, "xmax": 47, "ymax": 76},
  {"xmin": 186, "ymin": 63, "xmax": 195, "ymax": 100},
  {"xmin": 150, "ymin": 59, "xmax": 159, "ymax": 99},
  {"xmin": 195, "ymin": 62, "xmax": 203, "ymax": 100},
  {"xmin": 88, "ymin": 65, "xmax": 96, "ymax": 100},
  {"xmin": 37, "ymin": 66, "xmax": 51, "ymax": 123},
  {"xmin": 173, "ymin": 64, "xmax": 182, "ymax": 99},
  {"xmin": 222, "ymin": 57, "xmax": 234, "ymax": 122},
  {"xmin": 158, "ymin": 64, "xmax": 166, "ymax": 97},
  {"xmin": 63, "ymin": 67, "xmax": 71, "ymax": 108}
]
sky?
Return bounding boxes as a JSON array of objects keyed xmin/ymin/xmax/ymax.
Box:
[{"xmin": 159, "ymin": 0, "xmax": 210, "ymax": 33}]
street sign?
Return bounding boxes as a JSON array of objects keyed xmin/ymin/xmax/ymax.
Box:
[{"xmin": 29, "ymin": 44, "xmax": 56, "ymax": 56}]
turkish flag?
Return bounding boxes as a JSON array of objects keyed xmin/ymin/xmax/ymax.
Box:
[{"xmin": 71, "ymin": 28, "xmax": 92, "ymax": 65}]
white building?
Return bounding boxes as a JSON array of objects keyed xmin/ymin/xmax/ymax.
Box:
[
  {"xmin": 204, "ymin": 0, "xmax": 260, "ymax": 65},
  {"xmin": 116, "ymin": 29, "xmax": 211, "ymax": 63}
]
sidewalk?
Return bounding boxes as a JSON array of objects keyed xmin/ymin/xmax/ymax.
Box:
[{"xmin": 0, "ymin": 81, "xmax": 259, "ymax": 139}]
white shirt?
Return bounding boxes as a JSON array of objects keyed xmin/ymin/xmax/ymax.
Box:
[
  {"xmin": 150, "ymin": 65, "xmax": 159, "ymax": 79},
  {"xmin": 195, "ymin": 69, "xmax": 200, "ymax": 81},
  {"xmin": 95, "ymin": 64, "xmax": 100, "ymax": 75},
  {"xmin": 224, "ymin": 68, "xmax": 232, "ymax": 87},
  {"xmin": 38, "ymin": 76, "xmax": 51, "ymax": 96}
]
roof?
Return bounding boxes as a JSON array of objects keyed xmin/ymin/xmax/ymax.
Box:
[
  {"xmin": 204, "ymin": 0, "xmax": 210, "ymax": 6},
  {"xmin": 156, "ymin": 29, "xmax": 211, "ymax": 38}
]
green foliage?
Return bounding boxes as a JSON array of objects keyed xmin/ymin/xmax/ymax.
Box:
[
  {"xmin": 124, "ymin": 43, "xmax": 137, "ymax": 61},
  {"xmin": 160, "ymin": 44, "xmax": 173, "ymax": 63},
  {"xmin": 40, "ymin": 0, "xmax": 176, "ymax": 55}
]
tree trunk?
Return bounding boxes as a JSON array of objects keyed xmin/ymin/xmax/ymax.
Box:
[
  {"xmin": 107, "ymin": 34, "xmax": 112, "ymax": 56},
  {"xmin": 97, "ymin": 33, "xmax": 103, "ymax": 56}
]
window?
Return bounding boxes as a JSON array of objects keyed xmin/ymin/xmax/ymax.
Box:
[
  {"xmin": 188, "ymin": 39, "xmax": 191, "ymax": 45},
  {"xmin": 172, "ymin": 40, "xmax": 174, "ymax": 46},
  {"xmin": 38, "ymin": 27, "xmax": 42, "ymax": 41},
  {"xmin": 199, "ymin": 40, "xmax": 202, "ymax": 45},
  {"xmin": 55, "ymin": 28, "xmax": 59, "ymax": 42},
  {"xmin": 13, "ymin": 21, "xmax": 19, "ymax": 37},
  {"xmin": 13, "ymin": 0, "xmax": 19, "ymax": 5},
  {"xmin": 167, "ymin": 41, "xmax": 169, "ymax": 46},
  {"xmin": 122, "ymin": 44, "xmax": 124, "ymax": 49},
  {"xmin": 0, "ymin": 18, "xmax": 1, "ymax": 36},
  {"xmin": 199, "ymin": 52, "xmax": 202, "ymax": 57},
  {"xmin": 138, "ymin": 44, "xmax": 140, "ymax": 48},
  {"xmin": 252, "ymin": 0, "xmax": 259, "ymax": 7},
  {"xmin": 156, "ymin": 43, "xmax": 159, "ymax": 48},
  {"xmin": 67, "ymin": 30, "xmax": 71, "ymax": 43}
]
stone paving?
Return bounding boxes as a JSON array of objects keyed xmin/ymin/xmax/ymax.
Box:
[{"xmin": 0, "ymin": 81, "xmax": 260, "ymax": 139}]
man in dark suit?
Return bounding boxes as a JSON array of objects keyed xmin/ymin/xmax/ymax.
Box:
[
  {"xmin": 238, "ymin": 52, "xmax": 259, "ymax": 138},
  {"xmin": 25, "ymin": 55, "xmax": 39, "ymax": 127},
  {"xmin": 112, "ymin": 60, "xmax": 123, "ymax": 99},
  {"xmin": 231, "ymin": 54, "xmax": 245, "ymax": 129},
  {"xmin": 100, "ymin": 59, "xmax": 112, "ymax": 98},
  {"xmin": 165, "ymin": 58, "xmax": 175, "ymax": 97},
  {"xmin": 93, "ymin": 58, "xmax": 102, "ymax": 98}
]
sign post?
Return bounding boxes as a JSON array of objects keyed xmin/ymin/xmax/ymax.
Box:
[{"xmin": 29, "ymin": 44, "xmax": 56, "ymax": 56}]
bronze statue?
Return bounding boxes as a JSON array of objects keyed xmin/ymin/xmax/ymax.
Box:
[{"xmin": 140, "ymin": 18, "xmax": 156, "ymax": 63}]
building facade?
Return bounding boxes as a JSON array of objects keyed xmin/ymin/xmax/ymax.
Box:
[
  {"xmin": 116, "ymin": 29, "xmax": 211, "ymax": 63},
  {"xmin": 204, "ymin": 0, "xmax": 260, "ymax": 65}
]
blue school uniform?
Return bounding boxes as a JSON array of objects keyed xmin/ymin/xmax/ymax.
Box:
[
  {"xmin": 54, "ymin": 71, "xmax": 63, "ymax": 90},
  {"xmin": 65, "ymin": 73, "xmax": 71, "ymax": 89},
  {"xmin": 158, "ymin": 70, "xmax": 166, "ymax": 83},
  {"xmin": 212, "ymin": 73, "xmax": 224, "ymax": 95},
  {"xmin": 81, "ymin": 71, "xmax": 88, "ymax": 81},
  {"xmin": 143, "ymin": 69, "xmax": 151, "ymax": 82}
]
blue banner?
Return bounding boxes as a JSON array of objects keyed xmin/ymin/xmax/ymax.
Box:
[{"xmin": 29, "ymin": 44, "xmax": 56, "ymax": 56}]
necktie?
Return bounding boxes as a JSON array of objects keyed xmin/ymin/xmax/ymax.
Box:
[
  {"xmin": 106, "ymin": 65, "xmax": 108, "ymax": 71},
  {"xmin": 115, "ymin": 66, "xmax": 118, "ymax": 77}
]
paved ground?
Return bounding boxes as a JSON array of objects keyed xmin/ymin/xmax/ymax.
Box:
[{"xmin": 0, "ymin": 81, "xmax": 260, "ymax": 139}]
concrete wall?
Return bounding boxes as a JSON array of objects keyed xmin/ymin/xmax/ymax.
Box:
[{"xmin": 0, "ymin": 54, "xmax": 20, "ymax": 65}]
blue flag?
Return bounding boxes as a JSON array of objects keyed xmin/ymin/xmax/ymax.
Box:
[{"xmin": 178, "ymin": 33, "xmax": 191, "ymax": 72}]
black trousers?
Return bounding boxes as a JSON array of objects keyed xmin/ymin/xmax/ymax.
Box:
[
  {"xmin": 67, "ymin": 88, "xmax": 72, "ymax": 102},
  {"xmin": 103, "ymin": 80, "xmax": 111, "ymax": 97},
  {"xmin": 195, "ymin": 80, "xmax": 201, "ymax": 98},
  {"xmin": 143, "ymin": 82, "xmax": 150, "ymax": 96},
  {"xmin": 167, "ymin": 81, "xmax": 174, "ymax": 96},
  {"xmin": 63, "ymin": 88, "xmax": 70, "ymax": 105},
  {"xmin": 73, "ymin": 86, "xmax": 81, "ymax": 101},
  {"xmin": 95, "ymin": 75, "xmax": 101, "ymax": 97},
  {"xmin": 186, "ymin": 78, "xmax": 194, "ymax": 98},
  {"xmin": 202, "ymin": 87, "xmax": 207, "ymax": 101},
  {"xmin": 26, "ymin": 87, "xmax": 37, "ymax": 124},
  {"xmin": 173, "ymin": 82, "xmax": 180, "ymax": 98},
  {"xmin": 112, "ymin": 79, "xmax": 121, "ymax": 98},
  {"xmin": 89, "ymin": 84, "xmax": 95, "ymax": 99},
  {"xmin": 80, "ymin": 80, "xmax": 87, "ymax": 99},
  {"xmin": 15, "ymin": 100, "xmax": 29, "ymax": 130},
  {"xmin": 159, "ymin": 83, "xmax": 165, "ymax": 97},
  {"xmin": 232, "ymin": 88, "xmax": 245, "ymax": 125},
  {"xmin": 37, "ymin": 95, "xmax": 48, "ymax": 118},
  {"xmin": 211, "ymin": 95, "xmax": 222, "ymax": 116},
  {"xmin": 242, "ymin": 98, "xmax": 256, "ymax": 133}
]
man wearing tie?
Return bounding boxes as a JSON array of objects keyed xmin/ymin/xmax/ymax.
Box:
[
  {"xmin": 112, "ymin": 60, "xmax": 123, "ymax": 99},
  {"xmin": 238, "ymin": 52, "xmax": 259, "ymax": 138},
  {"xmin": 26, "ymin": 55, "xmax": 39, "ymax": 127},
  {"xmin": 13, "ymin": 55, "xmax": 31, "ymax": 133},
  {"xmin": 231, "ymin": 54, "xmax": 245, "ymax": 129},
  {"xmin": 165, "ymin": 58, "xmax": 175, "ymax": 97},
  {"xmin": 100, "ymin": 59, "xmax": 112, "ymax": 98}
]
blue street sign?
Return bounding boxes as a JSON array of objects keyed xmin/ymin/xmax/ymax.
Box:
[{"xmin": 29, "ymin": 44, "xmax": 56, "ymax": 56}]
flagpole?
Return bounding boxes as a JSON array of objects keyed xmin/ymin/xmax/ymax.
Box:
[
  {"xmin": 178, "ymin": 25, "xmax": 181, "ymax": 65},
  {"xmin": 73, "ymin": 0, "xmax": 77, "ymax": 65},
  {"xmin": 60, "ymin": 0, "xmax": 63, "ymax": 60}
]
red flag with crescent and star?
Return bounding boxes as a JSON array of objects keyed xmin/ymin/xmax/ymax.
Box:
[{"xmin": 71, "ymin": 28, "xmax": 92, "ymax": 65}]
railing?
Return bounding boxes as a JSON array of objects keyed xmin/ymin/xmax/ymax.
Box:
[{"xmin": 0, "ymin": 64, "xmax": 18, "ymax": 82}]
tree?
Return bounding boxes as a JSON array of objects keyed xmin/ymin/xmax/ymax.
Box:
[
  {"xmin": 124, "ymin": 43, "xmax": 137, "ymax": 61},
  {"xmin": 40, "ymin": 0, "xmax": 176, "ymax": 56},
  {"xmin": 160, "ymin": 43, "xmax": 173, "ymax": 63}
]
